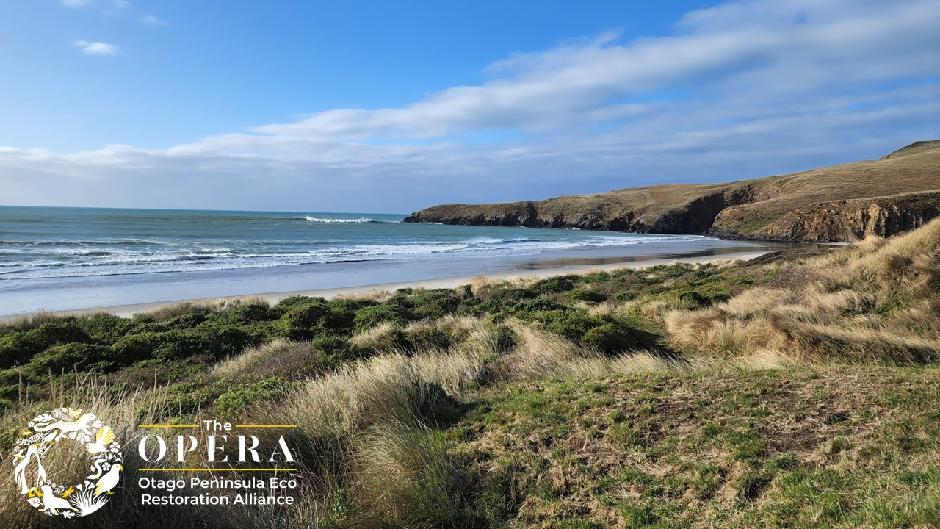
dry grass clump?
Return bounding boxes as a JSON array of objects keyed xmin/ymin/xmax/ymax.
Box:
[
  {"xmin": 271, "ymin": 344, "xmax": 488, "ymax": 442},
  {"xmin": 347, "ymin": 424, "xmax": 465, "ymax": 529},
  {"xmin": 667, "ymin": 218, "xmax": 940, "ymax": 362},
  {"xmin": 499, "ymin": 323, "xmax": 673, "ymax": 379},
  {"xmin": 349, "ymin": 321, "xmax": 401, "ymax": 351},
  {"xmin": 246, "ymin": 338, "xmax": 498, "ymax": 527},
  {"xmin": 0, "ymin": 310, "xmax": 59, "ymax": 333},
  {"xmin": 411, "ymin": 351, "xmax": 490, "ymax": 397},
  {"xmin": 212, "ymin": 339, "xmax": 322, "ymax": 379}
]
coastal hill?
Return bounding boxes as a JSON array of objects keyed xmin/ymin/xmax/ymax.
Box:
[{"xmin": 403, "ymin": 140, "xmax": 940, "ymax": 242}]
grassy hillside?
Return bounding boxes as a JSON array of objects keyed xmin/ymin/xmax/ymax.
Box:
[
  {"xmin": 404, "ymin": 140, "xmax": 940, "ymax": 242},
  {"xmin": 2, "ymin": 220, "xmax": 940, "ymax": 527}
]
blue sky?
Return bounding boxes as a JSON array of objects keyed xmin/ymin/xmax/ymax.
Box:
[{"xmin": 1, "ymin": 0, "xmax": 938, "ymax": 213}]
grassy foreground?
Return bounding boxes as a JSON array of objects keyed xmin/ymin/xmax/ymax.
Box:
[{"xmin": 1, "ymin": 220, "xmax": 940, "ymax": 528}]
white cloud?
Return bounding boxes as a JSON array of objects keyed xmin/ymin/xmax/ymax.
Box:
[
  {"xmin": 140, "ymin": 14, "xmax": 167, "ymax": 27},
  {"xmin": 6, "ymin": 0, "xmax": 940, "ymax": 211},
  {"xmin": 73, "ymin": 40, "xmax": 119, "ymax": 55},
  {"xmin": 61, "ymin": 0, "xmax": 90, "ymax": 7}
]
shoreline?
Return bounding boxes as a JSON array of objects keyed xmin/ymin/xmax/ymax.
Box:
[{"xmin": 0, "ymin": 250, "xmax": 769, "ymax": 321}]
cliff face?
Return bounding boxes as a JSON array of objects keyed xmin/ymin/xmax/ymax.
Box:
[
  {"xmin": 711, "ymin": 191, "xmax": 940, "ymax": 242},
  {"xmin": 403, "ymin": 140, "xmax": 940, "ymax": 242}
]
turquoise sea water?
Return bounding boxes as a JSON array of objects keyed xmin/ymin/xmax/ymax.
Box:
[{"xmin": 0, "ymin": 206, "xmax": 766, "ymax": 315}]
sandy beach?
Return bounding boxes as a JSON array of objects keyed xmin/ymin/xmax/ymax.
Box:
[{"xmin": 0, "ymin": 249, "xmax": 768, "ymax": 321}]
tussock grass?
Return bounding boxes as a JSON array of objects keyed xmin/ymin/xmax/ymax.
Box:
[
  {"xmin": 667, "ymin": 218, "xmax": 940, "ymax": 362},
  {"xmin": 348, "ymin": 424, "xmax": 466, "ymax": 529},
  {"xmin": 0, "ymin": 311, "xmax": 59, "ymax": 333},
  {"xmin": 498, "ymin": 323, "xmax": 674, "ymax": 379},
  {"xmin": 211, "ymin": 339, "xmax": 322, "ymax": 379}
]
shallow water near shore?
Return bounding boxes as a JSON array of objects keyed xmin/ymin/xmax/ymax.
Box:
[{"xmin": 0, "ymin": 206, "xmax": 771, "ymax": 316}]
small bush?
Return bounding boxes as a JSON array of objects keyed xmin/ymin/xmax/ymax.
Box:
[
  {"xmin": 110, "ymin": 332, "xmax": 164, "ymax": 364},
  {"xmin": 533, "ymin": 276, "xmax": 576, "ymax": 294},
  {"xmin": 490, "ymin": 324, "xmax": 517, "ymax": 354},
  {"xmin": 570, "ymin": 288, "xmax": 608, "ymax": 303},
  {"xmin": 581, "ymin": 323, "xmax": 637, "ymax": 355},
  {"xmin": 405, "ymin": 325, "xmax": 456, "ymax": 351},
  {"xmin": 0, "ymin": 320, "xmax": 91, "ymax": 368},
  {"xmin": 224, "ymin": 300, "xmax": 279, "ymax": 323},
  {"xmin": 214, "ymin": 376, "xmax": 293, "ymax": 417},
  {"xmin": 29, "ymin": 343, "xmax": 112, "ymax": 373},
  {"xmin": 408, "ymin": 289, "xmax": 462, "ymax": 320},
  {"xmin": 355, "ymin": 303, "xmax": 407, "ymax": 330},
  {"xmin": 537, "ymin": 310, "xmax": 601, "ymax": 343}
]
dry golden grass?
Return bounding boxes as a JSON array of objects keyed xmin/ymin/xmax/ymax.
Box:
[
  {"xmin": 211, "ymin": 338, "xmax": 322, "ymax": 379},
  {"xmin": 667, "ymin": 217, "xmax": 940, "ymax": 362},
  {"xmin": 499, "ymin": 322, "xmax": 673, "ymax": 379},
  {"xmin": 347, "ymin": 423, "xmax": 462, "ymax": 529},
  {"xmin": 0, "ymin": 310, "xmax": 60, "ymax": 332},
  {"xmin": 348, "ymin": 321, "xmax": 401, "ymax": 351}
]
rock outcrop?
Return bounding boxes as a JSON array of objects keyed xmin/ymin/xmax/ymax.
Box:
[
  {"xmin": 404, "ymin": 141, "xmax": 940, "ymax": 242},
  {"xmin": 711, "ymin": 191, "xmax": 940, "ymax": 242}
]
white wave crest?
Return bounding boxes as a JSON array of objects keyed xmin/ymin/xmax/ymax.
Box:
[{"xmin": 302, "ymin": 216, "xmax": 376, "ymax": 224}]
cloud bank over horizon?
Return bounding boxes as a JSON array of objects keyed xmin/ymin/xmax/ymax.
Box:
[{"xmin": 2, "ymin": 0, "xmax": 939, "ymax": 213}]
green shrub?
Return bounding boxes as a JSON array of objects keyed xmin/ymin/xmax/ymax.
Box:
[
  {"xmin": 78, "ymin": 313, "xmax": 132, "ymax": 342},
  {"xmin": 29, "ymin": 343, "xmax": 112, "ymax": 373},
  {"xmin": 537, "ymin": 310, "xmax": 601, "ymax": 343},
  {"xmin": 154, "ymin": 325, "xmax": 254, "ymax": 361},
  {"xmin": 277, "ymin": 298, "xmax": 329, "ymax": 340},
  {"xmin": 570, "ymin": 288, "xmax": 608, "ymax": 303},
  {"xmin": 311, "ymin": 334, "xmax": 359, "ymax": 362},
  {"xmin": 408, "ymin": 289, "xmax": 462, "ymax": 320},
  {"xmin": 511, "ymin": 297, "xmax": 566, "ymax": 315},
  {"xmin": 0, "ymin": 320, "xmax": 91, "ymax": 368},
  {"xmin": 404, "ymin": 325, "xmax": 455, "ymax": 351},
  {"xmin": 676, "ymin": 286, "xmax": 731, "ymax": 308},
  {"xmin": 214, "ymin": 376, "xmax": 292, "ymax": 417},
  {"xmin": 490, "ymin": 324, "xmax": 517, "ymax": 354},
  {"xmin": 533, "ymin": 276, "xmax": 576, "ymax": 294},
  {"xmin": 224, "ymin": 301, "xmax": 278, "ymax": 323},
  {"xmin": 277, "ymin": 298, "xmax": 357, "ymax": 340},
  {"xmin": 110, "ymin": 332, "xmax": 165, "ymax": 364},
  {"xmin": 581, "ymin": 323, "xmax": 637, "ymax": 355},
  {"xmin": 355, "ymin": 303, "xmax": 407, "ymax": 330}
]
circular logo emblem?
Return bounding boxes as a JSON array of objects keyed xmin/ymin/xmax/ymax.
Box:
[{"xmin": 11, "ymin": 408, "xmax": 123, "ymax": 518}]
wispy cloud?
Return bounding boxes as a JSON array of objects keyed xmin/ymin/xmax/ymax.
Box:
[
  {"xmin": 73, "ymin": 40, "xmax": 119, "ymax": 55},
  {"xmin": 7, "ymin": 0, "xmax": 940, "ymax": 211},
  {"xmin": 140, "ymin": 14, "xmax": 167, "ymax": 27},
  {"xmin": 61, "ymin": 0, "xmax": 90, "ymax": 7}
]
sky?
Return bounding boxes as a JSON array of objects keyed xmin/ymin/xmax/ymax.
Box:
[{"xmin": 1, "ymin": 0, "xmax": 938, "ymax": 214}]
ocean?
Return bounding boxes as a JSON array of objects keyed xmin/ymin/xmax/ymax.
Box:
[{"xmin": 0, "ymin": 206, "xmax": 768, "ymax": 315}]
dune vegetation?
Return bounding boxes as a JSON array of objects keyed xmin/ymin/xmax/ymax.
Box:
[{"xmin": 2, "ymin": 220, "xmax": 940, "ymax": 528}]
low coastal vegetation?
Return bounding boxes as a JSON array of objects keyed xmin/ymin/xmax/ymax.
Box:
[{"xmin": 2, "ymin": 220, "xmax": 940, "ymax": 527}]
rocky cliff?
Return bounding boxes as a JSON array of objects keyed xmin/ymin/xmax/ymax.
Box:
[{"xmin": 403, "ymin": 140, "xmax": 940, "ymax": 242}]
